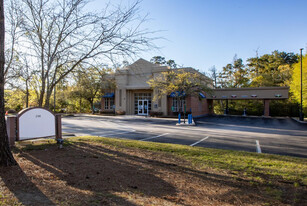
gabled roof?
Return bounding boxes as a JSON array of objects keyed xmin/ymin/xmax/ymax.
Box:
[
  {"xmin": 117, "ymin": 59, "xmax": 211, "ymax": 84},
  {"xmin": 127, "ymin": 58, "xmax": 156, "ymax": 69},
  {"xmin": 118, "ymin": 58, "xmax": 169, "ymax": 74}
]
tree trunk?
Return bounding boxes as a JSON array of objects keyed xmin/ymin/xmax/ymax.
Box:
[
  {"xmin": 38, "ymin": 77, "xmax": 46, "ymax": 107},
  {"xmin": 25, "ymin": 80, "xmax": 29, "ymax": 108},
  {"xmin": 79, "ymin": 97, "xmax": 82, "ymax": 113},
  {"xmin": 89, "ymin": 99, "xmax": 94, "ymax": 114},
  {"xmin": 26, "ymin": 90, "xmax": 29, "ymax": 108},
  {"xmin": 44, "ymin": 88, "xmax": 52, "ymax": 109},
  {"xmin": 38, "ymin": 88, "xmax": 44, "ymax": 107},
  {"xmin": 0, "ymin": 0, "xmax": 17, "ymax": 166}
]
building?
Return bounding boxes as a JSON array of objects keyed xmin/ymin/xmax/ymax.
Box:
[
  {"xmin": 101, "ymin": 58, "xmax": 289, "ymax": 117},
  {"xmin": 101, "ymin": 58, "xmax": 213, "ymax": 116}
]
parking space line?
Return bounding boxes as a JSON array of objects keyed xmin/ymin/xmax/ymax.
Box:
[
  {"xmin": 190, "ymin": 136, "xmax": 209, "ymax": 146},
  {"xmin": 102, "ymin": 130, "xmax": 136, "ymax": 137},
  {"xmin": 140, "ymin": 133, "xmax": 169, "ymax": 141},
  {"xmin": 256, "ymin": 140, "xmax": 262, "ymax": 153}
]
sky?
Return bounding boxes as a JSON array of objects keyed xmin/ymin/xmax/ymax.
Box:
[{"xmin": 89, "ymin": 0, "xmax": 307, "ymax": 74}]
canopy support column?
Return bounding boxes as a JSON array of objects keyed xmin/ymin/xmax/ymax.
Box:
[{"xmin": 263, "ymin": 100, "xmax": 270, "ymax": 117}]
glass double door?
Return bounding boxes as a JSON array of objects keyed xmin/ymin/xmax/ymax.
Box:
[{"xmin": 138, "ymin": 100, "xmax": 148, "ymax": 115}]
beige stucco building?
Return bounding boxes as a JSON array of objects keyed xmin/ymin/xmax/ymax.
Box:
[
  {"xmin": 101, "ymin": 58, "xmax": 213, "ymax": 116},
  {"xmin": 101, "ymin": 58, "xmax": 289, "ymax": 117}
]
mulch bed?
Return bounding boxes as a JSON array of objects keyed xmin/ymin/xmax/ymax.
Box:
[{"xmin": 0, "ymin": 141, "xmax": 306, "ymax": 205}]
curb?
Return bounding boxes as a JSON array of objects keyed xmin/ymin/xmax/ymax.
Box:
[
  {"xmin": 176, "ymin": 119, "xmax": 196, "ymax": 126},
  {"xmin": 291, "ymin": 117, "xmax": 307, "ymax": 124}
]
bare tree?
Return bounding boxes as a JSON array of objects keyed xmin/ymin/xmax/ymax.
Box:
[
  {"xmin": 209, "ymin": 66, "xmax": 217, "ymax": 88},
  {"xmin": 10, "ymin": 53, "xmax": 37, "ymax": 107},
  {"xmin": 12, "ymin": 0, "xmax": 157, "ymax": 108},
  {"xmin": 0, "ymin": 0, "xmax": 17, "ymax": 166},
  {"xmin": 3, "ymin": 0, "xmax": 23, "ymax": 84}
]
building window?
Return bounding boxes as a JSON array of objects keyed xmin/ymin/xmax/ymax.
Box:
[
  {"xmin": 105, "ymin": 98, "xmax": 109, "ymax": 109},
  {"xmin": 172, "ymin": 98, "xmax": 185, "ymax": 112},
  {"xmin": 104, "ymin": 98, "xmax": 114, "ymax": 110}
]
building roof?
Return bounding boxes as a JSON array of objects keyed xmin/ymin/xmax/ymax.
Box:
[
  {"xmin": 115, "ymin": 58, "xmax": 213, "ymax": 88},
  {"xmin": 119, "ymin": 58, "xmax": 169, "ymax": 74},
  {"xmin": 126, "ymin": 58, "xmax": 155, "ymax": 68}
]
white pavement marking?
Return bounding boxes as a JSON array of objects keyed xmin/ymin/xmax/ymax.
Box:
[
  {"xmin": 190, "ymin": 136, "xmax": 209, "ymax": 147},
  {"xmin": 140, "ymin": 133, "xmax": 169, "ymax": 141},
  {"xmin": 256, "ymin": 140, "xmax": 262, "ymax": 153},
  {"xmin": 102, "ymin": 130, "xmax": 136, "ymax": 137},
  {"xmin": 70, "ymin": 130, "xmax": 136, "ymax": 137}
]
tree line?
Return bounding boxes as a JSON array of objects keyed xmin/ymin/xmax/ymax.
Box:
[
  {"xmin": 4, "ymin": 50, "xmax": 307, "ymax": 116},
  {"xmin": 210, "ymin": 51, "xmax": 298, "ymax": 88},
  {"xmin": 208, "ymin": 50, "xmax": 306, "ymax": 116}
]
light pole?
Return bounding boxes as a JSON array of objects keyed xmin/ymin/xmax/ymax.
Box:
[{"xmin": 300, "ymin": 48, "xmax": 304, "ymax": 121}]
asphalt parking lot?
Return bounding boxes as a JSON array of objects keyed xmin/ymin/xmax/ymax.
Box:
[{"xmin": 62, "ymin": 114, "xmax": 307, "ymax": 158}]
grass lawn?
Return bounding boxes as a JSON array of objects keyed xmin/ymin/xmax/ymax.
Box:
[{"xmin": 0, "ymin": 136, "xmax": 306, "ymax": 205}]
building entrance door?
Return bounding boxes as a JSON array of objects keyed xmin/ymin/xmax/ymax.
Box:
[{"xmin": 138, "ymin": 100, "xmax": 148, "ymax": 115}]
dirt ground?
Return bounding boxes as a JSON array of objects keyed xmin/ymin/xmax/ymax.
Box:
[{"xmin": 0, "ymin": 141, "xmax": 306, "ymax": 206}]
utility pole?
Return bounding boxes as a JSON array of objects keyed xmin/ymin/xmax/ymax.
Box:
[{"xmin": 300, "ymin": 48, "xmax": 304, "ymax": 121}]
